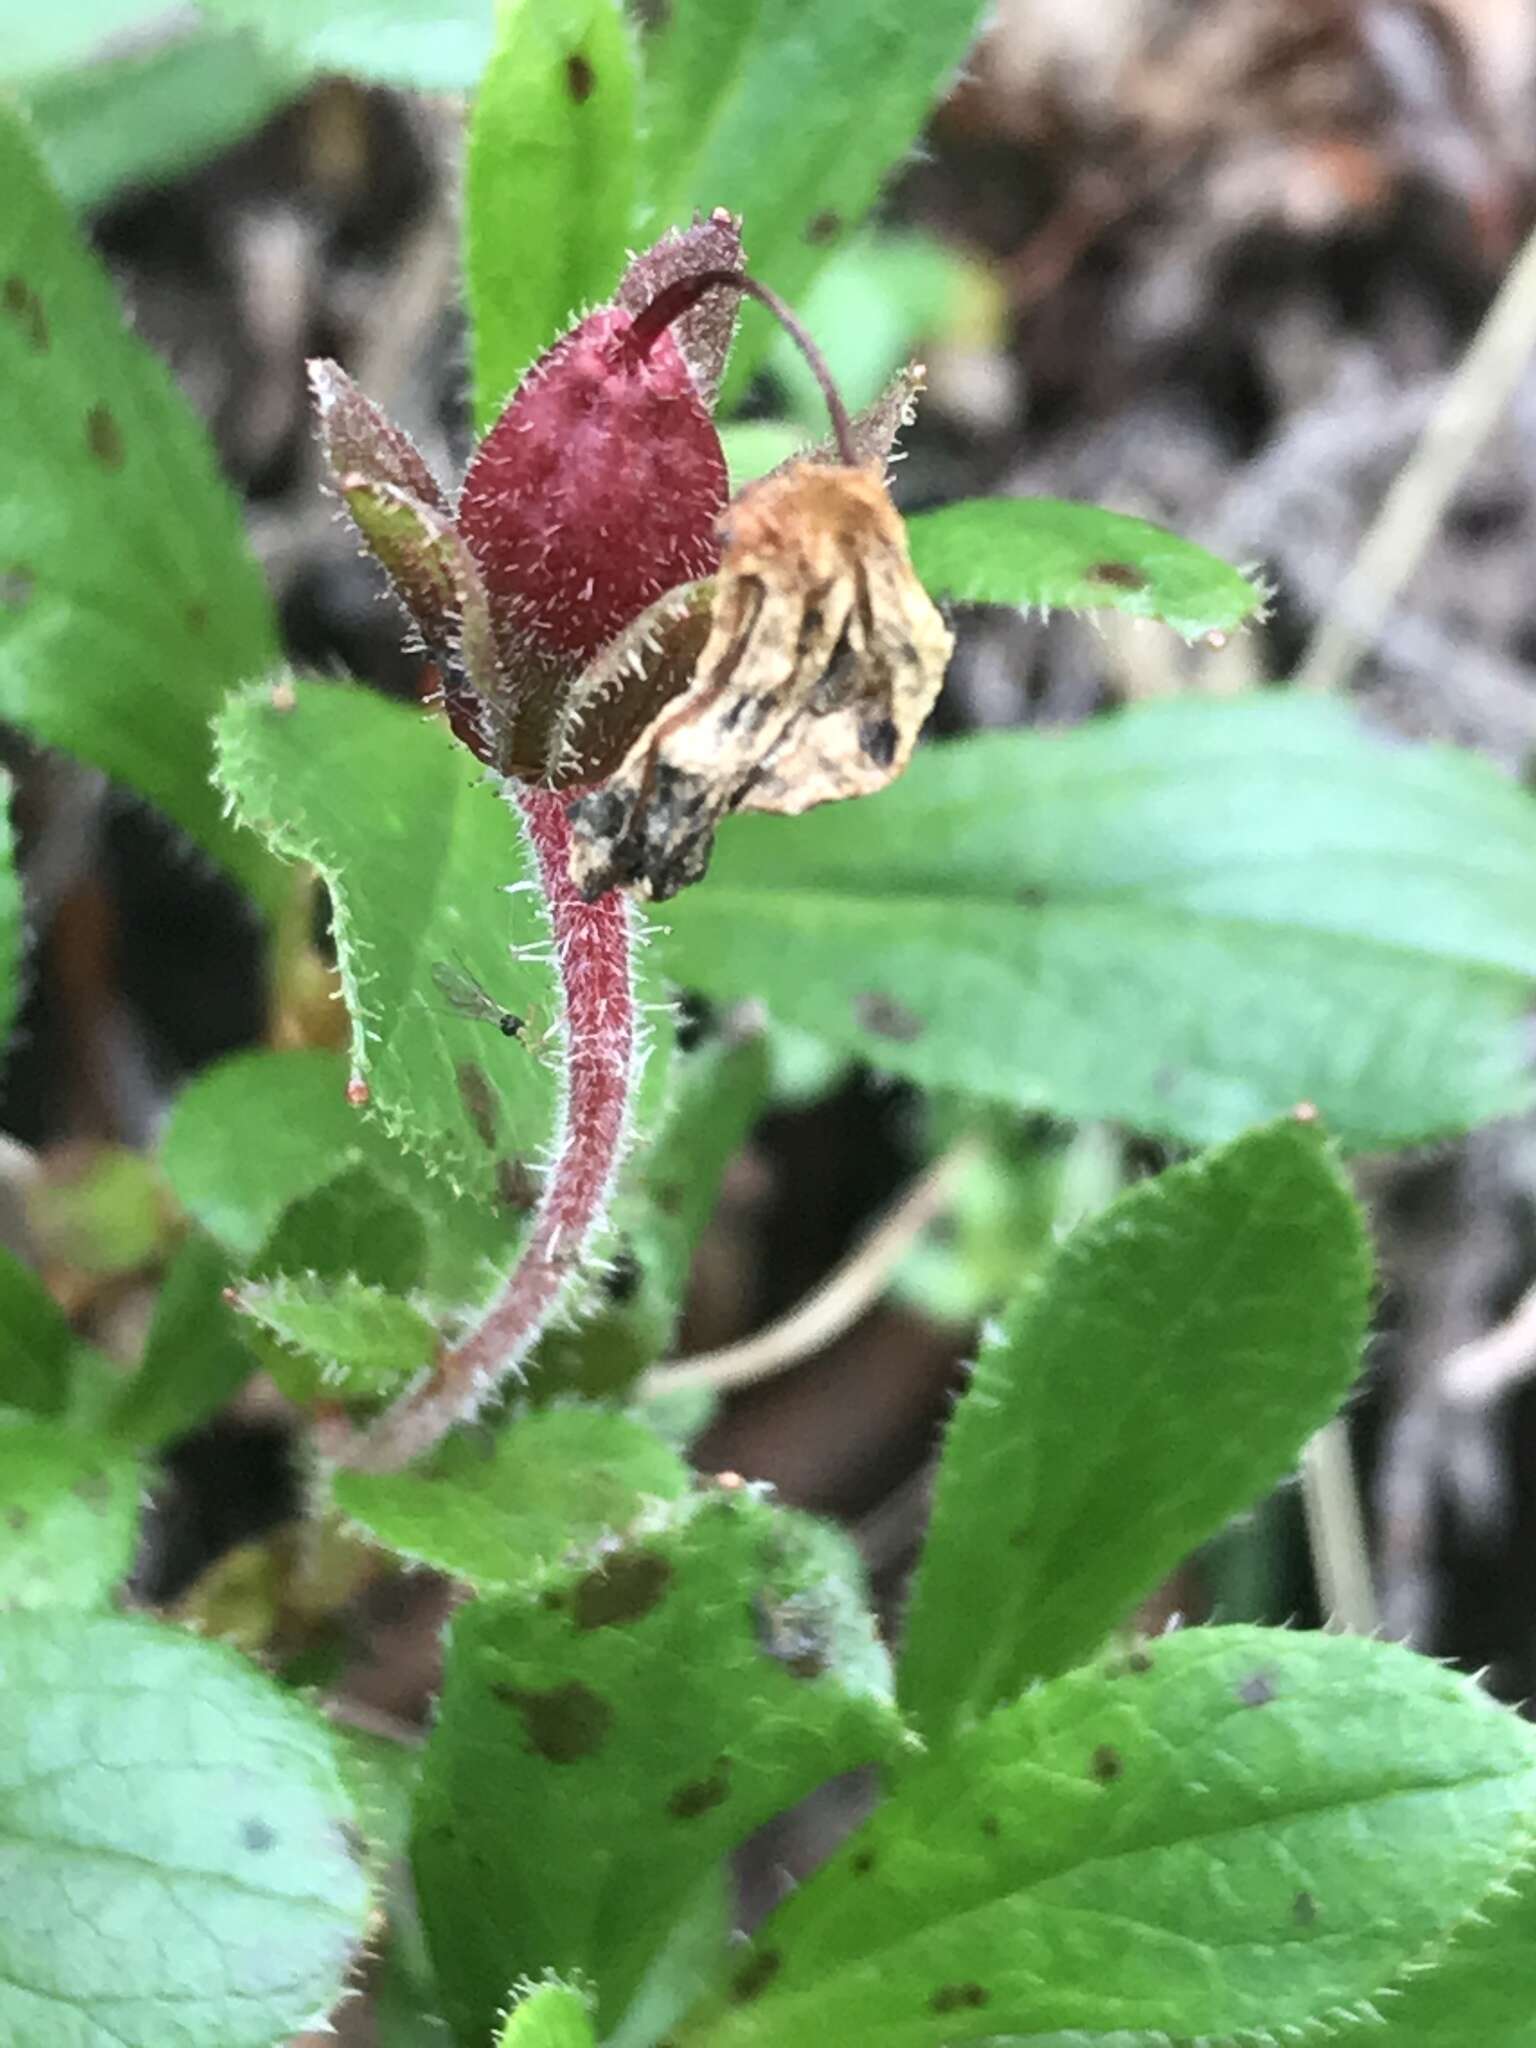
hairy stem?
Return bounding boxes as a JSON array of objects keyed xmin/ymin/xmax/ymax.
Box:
[{"xmin": 344, "ymin": 788, "xmax": 638, "ymax": 1470}]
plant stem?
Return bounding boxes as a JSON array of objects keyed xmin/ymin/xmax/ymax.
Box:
[
  {"xmin": 1296, "ymin": 209, "xmax": 1536, "ymax": 691},
  {"xmin": 344, "ymin": 788, "xmax": 638, "ymax": 1471},
  {"xmin": 1300, "ymin": 1417, "xmax": 1378, "ymax": 1636},
  {"xmin": 643, "ymin": 1139, "xmax": 979, "ymax": 1400}
]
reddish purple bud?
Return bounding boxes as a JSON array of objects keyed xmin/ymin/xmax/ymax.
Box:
[{"xmin": 457, "ymin": 303, "xmax": 730, "ymax": 667}]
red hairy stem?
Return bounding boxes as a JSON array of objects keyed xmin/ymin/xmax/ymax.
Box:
[{"xmin": 345, "ymin": 786, "xmax": 638, "ymax": 1471}]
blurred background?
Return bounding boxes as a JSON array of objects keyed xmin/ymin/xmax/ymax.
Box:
[{"xmin": 8, "ymin": 0, "xmax": 1536, "ymax": 1785}]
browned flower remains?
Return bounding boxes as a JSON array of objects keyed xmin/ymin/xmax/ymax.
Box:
[
  {"xmin": 566, "ymin": 450, "xmax": 953, "ymax": 901},
  {"xmin": 560, "ymin": 270, "xmax": 953, "ymax": 901}
]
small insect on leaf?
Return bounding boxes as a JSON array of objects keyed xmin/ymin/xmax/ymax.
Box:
[
  {"xmin": 567, "ymin": 458, "xmax": 954, "ymax": 902},
  {"xmin": 431, "ymin": 960, "xmax": 529, "ymax": 1041}
]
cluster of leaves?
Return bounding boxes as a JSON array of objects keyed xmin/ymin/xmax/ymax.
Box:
[{"xmin": 5, "ymin": 2, "xmax": 1536, "ymax": 2046}]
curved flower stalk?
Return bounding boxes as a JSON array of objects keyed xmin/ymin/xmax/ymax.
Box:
[{"xmin": 309, "ymin": 216, "xmax": 947, "ymax": 1469}]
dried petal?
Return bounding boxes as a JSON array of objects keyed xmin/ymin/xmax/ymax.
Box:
[
  {"xmin": 458, "ymin": 305, "xmax": 729, "ymax": 668},
  {"xmin": 614, "ymin": 210, "xmax": 744, "ymax": 409},
  {"xmin": 567, "ymin": 460, "xmax": 954, "ymax": 901}
]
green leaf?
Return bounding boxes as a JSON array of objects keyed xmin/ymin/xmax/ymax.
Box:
[
  {"xmin": 0, "ymin": 0, "xmax": 158, "ymax": 84},
  {"xmin": 636, "ymin": 0, "xmax": 990, "ymax": 401},
  {"xmin": 196, "ymin": 0, "xmax": 494, "ymax": 90},
  {"xmin": 23, "ymin": 21, "xmax": 302, "ymax": 212},
  {"xmin": 1373, "ymin": 1856, "xmax": 1536, "ymax": 2046},
  {"xmin": 0, "ymin": 109, "xmax": 283, "ymax": 915},
  {"xmin": 900, "ymin": 1118, "xmax": 1370, "ymax": 1738},
  {"xmin": 498, "ymin": 1980, "xmax": 597, "ymax": 2048},
  {"xmin": 632, "ymin": 0, "xmax": 757, "ymax": 233},
  {"xmin": 106, "ymin": 1233, "xmax": 256, "ymax": 1449},
  {"xmin": 0, "ymin": 1418, "xmax": 139, "ymax": 1609},
  {"xmin": 907, "ymin": 495, "xmax": 1266, "ymax": 641},
  {"xmin": 162, "ymin": 1048, "xmax": 515, "ymax": 1307},
  {"xmin": 212, "ymin": 683, "xmax": 561, "ymax": 1212},
  {"xmin": 257, "ymin": 1162, "xmax": 431, "ymax": 1293},
  {"xmin": 607, "ymin": 1874, "xmax": 731, "ymax": 2048},
  {"xmin": 413, "ymin": 1488, "xmax": 903, "ymax": 2038},
  {"xmin": 0, "ymin": 1609, "xmax": 371, "ymax": 2047},
  {"xmin": 688, "ymin": 1628, "xmax": 1536, "ymax": 2048},
  {"xmin": 0, "ymin": 1244, "xmax": 73, "ymax": 1417},
  {"xmin": 466, "ymin": 0, "xmax": 639, "ymax": 429},
  {"xmin": 334, "ymin": 1403, "xmax": 691, "ymax": 1586},
  {"xmin": 236, "ymin": 1272, "xmax": 438, "ymax": 1404},
  {"xmin": 658, "ymin": 693, "xmax": 1536, "ymax": 1150}
]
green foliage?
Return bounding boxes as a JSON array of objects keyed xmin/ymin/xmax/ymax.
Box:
[
  {"xmin": 413, "ymin": 1488, "xmax": 904, "ymax": 2039},
  {"xmin": 660, "ymin": 693, "xmax": 1536, "ymax": 1150},
  {"xmin": 466, "ymin": 0, "xmax": 639, "ymax": 428},
  {"xmin": 236, "ymin": 1272, "xmax": 439, "ymax": 1403},
  {"xmin": 0, "ymin": 1244, "xmax": 74, "ymax": 1418},
  {"xmin": 1370, "ymin": 1859, "xmax": 1536, "ymax": 2045},
  {"xmin": 907, "ymin": 494, "xmax": 1267, "ymax": 640},
  {"xmin": 900, "ymin": 1117, "xmax": 1371, "ymax": 1737},
  {"xmin": 105, "ymin": 1233, "xmax": 255, "ymax": 1450},
  {"xmin": 213, "ymin": 682, "xmax": 561, "ymax": 1210},
  {"xmin": 0, "ymin": 1610, "xmax": 371, "ymax": 2046},
  {"xmin": 0, "ymin": 1419, "xmax": 139, "ymax": 1609},
  {"xmin": 0, "ymin": 110, "xmax": 284, "ymax": 915},
  {"xmin": 335, "ymin": 1404, "xmax": 691, "ymax": 1586},
  {"xmin": 11, "ymin": 9, "xmax": 1536, "ymax": 2045},
  {"xmin": 196, "ymin": 0, "xmax": 495, "ymax": 90},
  {"xmin": 0, "ymin": 0, "xmax": 158, "ymax": 85},
  {"xmin": 498, "ymin": 1981, "xmax": 597, "ymax": 2047},
  {"xmin": 162, "ymin": 1047, "xmax": 515, "ymax": 1309},
  {"xmin": 687, "ymin": 1628, "xmax": 1536, "ymax": 2048},
  {"xmin": 634, "ymin": 0, "xmax": 992, "ymax": 400},
  {"xmin": 22, "ymin": 21, "xmax": 302, "ymax": 210}
]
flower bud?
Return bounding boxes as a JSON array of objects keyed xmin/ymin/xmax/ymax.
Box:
[{"xmin": 456, "ymin": 303, "xmax": 729, "ymax": 666}]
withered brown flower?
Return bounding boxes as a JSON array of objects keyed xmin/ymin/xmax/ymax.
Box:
[{"xmin": 308, "ymin": 219, "xmax": 952, "ymax": 904}]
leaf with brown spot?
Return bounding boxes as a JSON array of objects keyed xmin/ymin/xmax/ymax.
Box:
[
  {"xmin": 907, "ymin": 495, "xmax": 1264, "ymax": 640},
  {"xmin": 465, "ymin": 0, "xmax": 639, "ymax": 429},
  {"xmin": 572, "ymin": 1547, "xmax": 675, "ymax": 1631},
  {"xmin": 852, "ymin": 990, "xmax": 925, "ymax": 1043},
  {"xmin": 2, "ymin": 273, "xmax": 47, "ymax": 351},
  {"xmin": 901, "ymin": 1120, "xmax": 1370, "ymax": 1736},
  {"xmin": 565, "ymin": 51, "xmax": 595, "ymax": 100},
  {"xmin": 0, "ymin": 1419, "xmax": 139, "ymax": 1611},
  {"xmin": 411, "ymin": 1489, "xmax": 900, "ymax": 2042},
  {"xmin": 686, "ymin": 1627, "xmax": 1536, "ymax": 2048},
  {"xmin": 455, "ymin": 1059, "xmax": 501, "ymax": 1152},
  {"xmin": 493, "ymin": 1681, "xmax": 614, "ymax": 1765},
  {"xmin": 84, "ymin": 400, "xmax": 124, "ymax": 469},
  {"xmin": 0, "ymin": 111, "xmax": 284, "ymax": 913},
  {"xmin": 0, "ymin": 1610, "xmax": 371, "ymax": 2048},
  {"xmin": 666, "ymin": 1758, "xmax": 731, "ymax": 1819}
]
